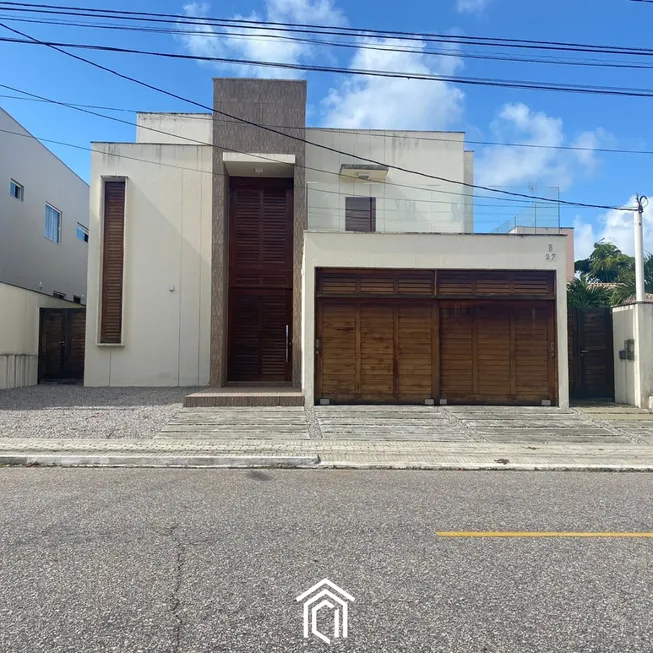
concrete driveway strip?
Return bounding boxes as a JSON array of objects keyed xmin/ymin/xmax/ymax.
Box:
[{"xmin": 1, "ymin": 470, "xmax": 653, "ymax": 652}]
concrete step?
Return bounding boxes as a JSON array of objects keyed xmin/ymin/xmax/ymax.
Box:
[{"xmin": 184, "ymin": 388, "xmax": 304, "ymax": 408}]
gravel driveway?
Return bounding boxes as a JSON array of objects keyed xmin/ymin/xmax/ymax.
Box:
[{"xmin": 0, "ymin": 385, "xmax": 197, "ymax": 439}]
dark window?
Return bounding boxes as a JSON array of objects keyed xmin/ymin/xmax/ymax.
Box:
[
  {"xmin": 53, "ymin": 291, "xmax": 66, "ymax": 300},
  {"xmin": 10, "ymin": 180, "xmax": 23, "ymax": 201},
  {"xmin": 76, "ymin": 224, "xmax": 89, "ymax": 242},
  {"xmin": 73, "ymin": 295, "xmax": 82, "ymax": 304},
  {"xmin": 345, "ymin": 197, "xmax": 376, "ymax": 232}
]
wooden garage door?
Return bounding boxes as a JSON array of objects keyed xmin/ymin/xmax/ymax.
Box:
[
  {"xmin": 317, "ymin": 300, "xmax": 435, "ymax": 402},
  {"xmin": 440, "ymin": 301, "xmax": 555, "ymax": 404}
]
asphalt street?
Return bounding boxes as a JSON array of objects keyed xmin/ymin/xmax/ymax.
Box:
[{"xmin": 1, "ymin": 469, "xmax": 652, "ymax": 652}]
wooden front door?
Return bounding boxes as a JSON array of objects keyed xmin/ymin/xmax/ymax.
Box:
[
  {"xmin": 38, "ymin": 308, "xmax": 86, "ymax": 381},
  {"xmin": 568, "ymin": 307, "xmax": 614, "ymax": 399},
  {"xmin": 228, "ymin": 178, "xmax": 293, "ymax": 383}
]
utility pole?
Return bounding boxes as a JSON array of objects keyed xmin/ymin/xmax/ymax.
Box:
[{"xmin": 634, "ymin": 194, "xmax": 648, "ymax": 302}]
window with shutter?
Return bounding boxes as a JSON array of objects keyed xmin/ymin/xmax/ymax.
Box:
[
  {"xmin": 345, "ymin": 197, "xmax": 376, "ymax": 232},
  {"xmin": 100, "ymin": 180, "xmax": 126, "ymax": 344}
]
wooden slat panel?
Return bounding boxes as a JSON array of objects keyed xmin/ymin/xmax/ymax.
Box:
[
  {"xmin": 513, "ymin": 272, "xmax": 554, "ymax": 296},
  {"xmin": 228, "ymin": 179, "xmax": 293, "ymax": 289},
  {"xmin": 440, "ymin": 303, "xmax": 474, "ymax": 397},
  {"xmin": 320, "ymin": 302, "xmax": 357, "ymax": 399},
  {"xmin": 438, "ymin": 270, "xmax": 555, "ymax": 299},
  {"xmin": 360, "ymin": 304, "xmax": 394, "ymax": 399},
  {"xmin": 514, "ymin": 304, "xmax": 552, "ymax": 401},
  {"xmin": 397, "ymin": 304, "xmax": 433, "ymax": 400},
  {"xmin": 475, "ymin": 306, "xmax": 511, "ymax": 396},
  {"xmin": 228, "ymin": 289, "xmax": 290, "ymax": 382},
  {"xmin": 100, "ymin": 181, "xmax": 125, "ymax": 344},
  {"xmin": 397, "ymin": 272, "xmax": 434, "ymax": 295},
  {"xmin": 360, "ymin": 275, "xmax": 395, "ymax": 294},
  {"xmin": 438, "ymin": 272, "xmax": 474, "ymax": 295},
  {"xmin": 318, "ymin": 269, "xmax": 433, "ymax": 296},
  {"xmin": 41, "ymin": 310, "xmax": 64, "ymax": 378}
]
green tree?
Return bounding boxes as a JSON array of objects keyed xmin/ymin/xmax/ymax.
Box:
[
  {"xmin": 567, "ymin": 277, "xmax": 612, "ymax": 308},
  {"xmin": 611, "ymin": 253, "xmax": 653, "ymax": 304},
  {"xmin": 574, "ymin": 240, "xmax": 634, "ymax": 283}
]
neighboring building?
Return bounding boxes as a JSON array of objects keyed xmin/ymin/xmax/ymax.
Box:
[
  {"xmin": 0, "ymin": 108, "xmax": 89, "ymax": 302},
  {"xmin": 85, "ymin": 78, "xmax": 569, "ymax": 408},
  {"xmin": 0, "ymin": 108, "xmax": 89, "ymax": 389}
]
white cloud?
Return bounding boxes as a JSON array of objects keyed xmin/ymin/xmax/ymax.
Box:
[
  {"xmin": 476, "ymin": 103, "xmax": 610, "ymax": 190},
  {"xmin": 573, "ymin": 197, "xmax": 653, "ymax": 259},
  {"xmin": 456, "ymin": 0, "xmax": 492, "ymax": 14},
  {"xmin": 179, "ymin": 0, "xmax": 345, "ymax": 78},
  {"xmin": 321, "ymin": 38, "xmax": 464, "ymax": 129}
]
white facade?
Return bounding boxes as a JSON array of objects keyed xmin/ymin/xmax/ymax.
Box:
[
  {"xmin": 305, "ymin": 129, "xmax": 473, "ymax": 233},
  {"xmin": 85, "ymin": 108, "xmax": 567, "ymax": 407},
  {"xmin": 84, "ymin": 143, "xmax": 212, "ymax": 386},
  {"xmin": 0, "ymin": 109, "xmax": 89, "ymax": 302},
  {"xmin": 0, "ymin": 281, "xmax": 72, "ymax": 389}
]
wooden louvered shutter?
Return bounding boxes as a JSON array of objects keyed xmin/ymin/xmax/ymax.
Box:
[
  {"xmin": 345, "ymin": 197, "xmax": 376, "ymax": 232},
  {"xmin": 100, "ymin": 180, "xmax": 125, "ymax": 344}
]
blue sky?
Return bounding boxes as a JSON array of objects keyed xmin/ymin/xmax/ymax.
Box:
[{"xmin": 1, "ymin": 0, "xmax": 652, "ymax": 258}]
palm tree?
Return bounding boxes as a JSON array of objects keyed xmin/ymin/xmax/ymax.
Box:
[
  {"xmin": 574, "ymin": 240, "xmax": 634, "ymax": 283},
  {"xmin": 612, "ymin": 253, "xmax": 653, "ymax": 304},
  {"xmin": 567, "ymin": 277, "xmax": 612, "ymax": 308}
]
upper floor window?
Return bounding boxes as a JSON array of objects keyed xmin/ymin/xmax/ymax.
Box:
[
  {"xmin": 10, "ymin": 180, "xmax": 23, "ymax": 201},
  {"xmin": 53, "ymin": 291, "xmax": 66, "ymax": 300},
  {"xmin": 45, "ymin": 204, "xmax": 62, "ymax": 244},
  {"xmin": 345, "ymin": 196, "xmax": 376, "ymax": 232},
  {"xmin": 76, "ymin": 223, "xmax": 89, "ymax": 243}
]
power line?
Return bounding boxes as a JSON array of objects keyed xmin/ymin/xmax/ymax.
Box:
[
  {"xmin": 0, "ymin": 127, "xmax": 537, "ymax": 222},
  {"xmin": 3, "ymin": 13, "xmax": 653, "ymax": 73},
  {"xmin": 1, "ymin": 81, "xmax": 506, "ymax": 208},
  {"xmin": 1, "ymin": 1, "xmax": 651, "ymax": 58},
  {"xmin": 0, "ymin": 23, "xmax": 629, "ymax": 211},
  {"xmin": 6, "ymin": 34, "xmax": 653, "ymax": 101},
  {"xmin": 3, "ymin": 91, "xmax": 653, "ymax": 158}
]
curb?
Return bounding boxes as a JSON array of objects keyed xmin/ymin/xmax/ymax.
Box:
[
  {"xmin": 317, "ymin": 460, "xmax": 653, "ymax": 472},
  {"xmin": 0, "ymin": 454, "xmax": 320, "ymax": 469}
]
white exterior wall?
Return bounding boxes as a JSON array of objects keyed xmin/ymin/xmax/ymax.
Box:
[
  {"xmin": 0, "ymin": 109, "xmax": 89, "ymax": 301},
  {"xmin": 511, "ymin": 226, "xmax": 575, "ymax": 282},
  {"xmin": 136, "ymin": 113, "xmax": 212, "ymax": 145},
  {"xmin": 0, "ymin": 281, "xmax": 74, "ymax": 389},
  {"xmin": 305, "ymin": 130, "xmax": 473, "ymax": 233},
  {"xmin": 612, "ymin": 303, "xmax": 653, "ymax": 408},
  {"xmin": 85, "ymin": 143, "xmax": 212, "ymax": 387},
  {"xmin": 302, "ymin": 232, "xmax": 569, "ymax": 408}
]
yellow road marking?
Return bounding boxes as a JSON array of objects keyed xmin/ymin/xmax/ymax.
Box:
[{"xmin": 437, "ymin": 531, "xmax": 653, "ymax": 538}]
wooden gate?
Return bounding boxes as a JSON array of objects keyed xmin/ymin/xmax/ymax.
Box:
[
  {"xmin": 38, "ymin": 308, "xmax": 86, "ymax": 382},
  {"xmin": 568, "ymin": 307, "xmax": 614, "ymax": 399}
]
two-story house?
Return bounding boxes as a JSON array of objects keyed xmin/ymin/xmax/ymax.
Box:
[
  {"xmin": 84, "ymin": 78, "xmax": 569, "ymax": 408},
  {"xmin": 0, "ymin": 108, "xmax": 89, "ymax": 389}
]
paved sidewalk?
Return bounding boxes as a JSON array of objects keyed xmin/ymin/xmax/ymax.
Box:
[{"xmin": 1, "ymin": 437, "xmax": 653, "ymax": 470}]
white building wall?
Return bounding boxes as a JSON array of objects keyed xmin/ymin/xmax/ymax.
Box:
[
  {"xmin": 612, "ymin": 303, "xmax": 653, "ymax": 408},
  {"xmin": 0, "ymin": 109, "xmax": 89, "ymax": 301},
  {"xmin": 85, "ymin": 143, "xmax": 212, "ymax": 387},
  {"xmin": 305, "ymin": 129, "xmax": 473, "ymax": 233},
  {"xmin": 136, "ymin": 113, "xmax": 212, "ymax": 145},
  {"xmin": 302, "ymin": 232, "xmax": 569, "ymax": 408},
  {"xmin": 0, "ymin": 281, "xmax": 74, "ymax": 389}
]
